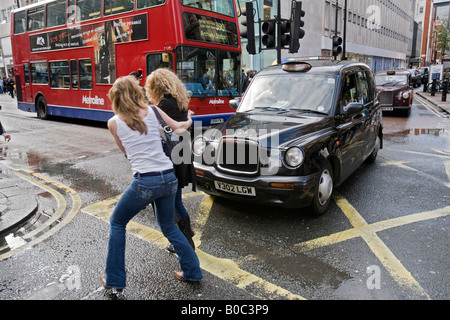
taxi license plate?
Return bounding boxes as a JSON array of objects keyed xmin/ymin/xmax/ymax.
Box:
[
  {"xmin": 214, "ymin": 181, "xmax": 256, "ymax": 197},
  {"xmin": 382, "ymin": 107, "xmax": 394, "ymax": 111}
]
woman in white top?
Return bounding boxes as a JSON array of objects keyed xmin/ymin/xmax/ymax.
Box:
[{"xmin": 101, "ymin": 76, "xmax": 202, "ymax": 297}]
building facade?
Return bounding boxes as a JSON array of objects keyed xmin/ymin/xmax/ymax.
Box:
[{"xmin": 240, "ymin": 0, "xmax": 416, "ymax": 73}]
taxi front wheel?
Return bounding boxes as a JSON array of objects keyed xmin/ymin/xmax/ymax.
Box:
[{"xmin": 310, "ymin": 161, "xmax": 334, "ymax": 216}]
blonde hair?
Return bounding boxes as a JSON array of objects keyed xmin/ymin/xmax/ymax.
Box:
[
  {"xmin": 145, "ymin": 68, "xmax": 190, "ymax": 112},
  {"xmin": 108, "ymin": 76, "xmax": 148, "ymax": 135}
]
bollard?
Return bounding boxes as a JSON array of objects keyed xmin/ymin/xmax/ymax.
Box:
[
  {"xmin": 431, "ymin": 78, "xmax": 437, "ymax": 96},
  {"xmin": 442, "ymin": 80, "xmax": 448, "ymax": 102}
]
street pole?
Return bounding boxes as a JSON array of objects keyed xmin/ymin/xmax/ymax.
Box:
[
  {"xmin": 334, "ymin": 0, "xmax": 339, "ymax": 60},
  {"xmin": 335, "ymin": 0, "xmax": 338, "ymax": 38},
  {"xmin": 277, "ymin": 0, "xmax": 282, "ymax": 65},
  {"xmin": 342, "ymin": 0, "xmax": 347, "ymax": 60}
]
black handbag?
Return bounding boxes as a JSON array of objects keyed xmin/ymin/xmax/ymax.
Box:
[{"xmin": 150, "ymin": 105, "xmax": 179, "ymax": 159}]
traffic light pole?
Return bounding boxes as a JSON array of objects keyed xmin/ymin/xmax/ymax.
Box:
[
  {"xmin": 343, "ymin": 0, "xmax": 347, "ymax": 60},
  {"xmin": 276, "ymin": 0, "xmax": 282, "ymax": 65}
]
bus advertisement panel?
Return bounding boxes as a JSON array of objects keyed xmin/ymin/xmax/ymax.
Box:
[{"xmin": 11, "ymin": 0, "xmax": 241, "ymax": 126}]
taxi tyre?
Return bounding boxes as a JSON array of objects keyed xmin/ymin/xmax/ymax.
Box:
[
  {"xmin": 310, "ymin": 161, "xmax": 334, "ymax": 216},
  {"xmin": 36, "ymin": 96, "xmax": 49, "ymax": 120},
  {"xmin": 366, "ymin": 135, "xmax": 381, "ymax": 164}
]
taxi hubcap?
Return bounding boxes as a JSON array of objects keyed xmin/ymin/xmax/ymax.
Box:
[{"xmin": 318, "ymin": 169, "xmax": 333, "ymax": 206}]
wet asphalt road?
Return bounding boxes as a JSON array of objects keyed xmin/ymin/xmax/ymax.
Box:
[{"xmin": 0, "ymin": 91, "xmax": 448, "ymax": 303}]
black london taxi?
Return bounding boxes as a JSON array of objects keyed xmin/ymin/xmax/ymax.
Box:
[
  {"xmin": 192, "ymin": 60, "xmax": 383, "ymax": 215},
  {"xmin": 375, "ymin": 70, "xmax": 414, "ymax": 116}
]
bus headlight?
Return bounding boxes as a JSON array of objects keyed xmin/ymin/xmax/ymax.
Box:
[
  {"xmin": 285, "ymin": 147, "xmax": 304, "ymax": 167},
  {"xmin": 193, "ymin": 137, "xmax": 207, "ymax": 156}
]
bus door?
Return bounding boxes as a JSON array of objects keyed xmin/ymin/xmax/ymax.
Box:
[{"xmin": 21, "ymin": 62, "xmax": 32, "ymax": 103}]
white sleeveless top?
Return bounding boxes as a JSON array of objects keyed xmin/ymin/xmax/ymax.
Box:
[{"xmin": 112, "ymin": 106, "xmax": 173, "ymax": 175}]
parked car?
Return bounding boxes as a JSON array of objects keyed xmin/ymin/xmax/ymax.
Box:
[
  {"xmin": 419, "ymin": 67, "xmax": 430, "ymax": 85},
  {"xmin": 192, "ymin": 60, "xmax": 383, "ymax": 216},
  {"xmin": 375, "ymin": 70, "xmax": 414, "ymax": 116},
  {"xmin": 407, "ymin": 69, "xmax": 422, "ymax": 87}
]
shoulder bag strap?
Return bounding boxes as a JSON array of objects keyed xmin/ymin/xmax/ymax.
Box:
[{"xmin": 150, "ymin": 105, "xmax": 172, "ymax": 134}]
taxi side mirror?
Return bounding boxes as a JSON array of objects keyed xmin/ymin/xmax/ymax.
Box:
[
  {"xmin": 341, "ymin": 102, "xmax": 363, "ymax": 115},
  {"xmin": 229, "ymin": 99, "xmax": 240, "ymax": 110}
]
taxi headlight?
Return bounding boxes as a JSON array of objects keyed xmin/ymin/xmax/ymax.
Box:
[
  {"xmin": 192, "ymin": 137, "xmax": 207, "ymax": 156},
  {"xmin": 402, "ymin": 92, "xmax": 410, "ymax": 99},
  {"xmin": 285, "ymin": 147, "xmax": 304, "ymax": 167}
]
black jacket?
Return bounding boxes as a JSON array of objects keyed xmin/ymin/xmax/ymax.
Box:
[{"xmin": 158, "ymin": 93, "xmax": 196, "ymax": 190}]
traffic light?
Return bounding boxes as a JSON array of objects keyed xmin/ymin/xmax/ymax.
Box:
[
  {"xmin": 262, "ymin": 20, "xmax": 276, "ymax": 49},
  {"xmin": 240, "ymin": 2, "xmax": 256, "ymax": 55},
  {"xmin": 332, "ymin": 35, "xmax": 343, "ymax": 58},
  {"xmin": 280, "ymin": 21, "xmax": 291, "ymax": 48},
  {"xmin": 289, "ymin": 1, "xmax": 305, "ymax": 54}
]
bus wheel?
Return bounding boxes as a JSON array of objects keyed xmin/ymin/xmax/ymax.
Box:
[{"xmin": 36, "ymin": 96, "xmax": 48, "ymax": 120}]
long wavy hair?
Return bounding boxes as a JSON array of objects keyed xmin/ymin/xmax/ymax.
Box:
[
  {"xmin": 145, "ymin": 68, "xmax": 190, "ymax": 112},
  {"xmin": 108, "ymin": 76, "xmax": 148, "ymax": 135}
]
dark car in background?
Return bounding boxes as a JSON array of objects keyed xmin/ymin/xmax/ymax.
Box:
[
  {"xmin": 407, "ymin": 68, "xmax": 422, "ymax": 87},
  {"xmin": 192, "ymin": 61, "xmax": 383, "ymax": 216},
  {"xmin": 375, "ymin": 70, "xmax": 413, "ymax": 116},
  {"xmin": 419, "ymin": 67, "xmax": 430, "ymax": 85}
]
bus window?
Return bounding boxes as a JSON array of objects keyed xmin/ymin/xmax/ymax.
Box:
[
  {"xmin": 79, "ymin": 59, "xmax": 93, "ymax": 90},
  {"xmin": 217, "ymin": 50, "xmax": 240, "ymax": 97},
  {"xmin": 104, "ymin": 0, "xmax": 135, "ymax": 16},
  {"xmin": 137, "ymin": 0, "xmax": 166, "ymax": 10},
  {"xmin": 146, "ymin": 53, "xmax": 173, "ymax": 75},
  {"xmin": 77, "ymin": 0, "xmax": 101, "ymax": 22},
  {"xmin": 24, "ymin": 64, "xmax": 30, "ymax": 84},
  {"xmin": 31, "ymin": 62, "xmax": 49, "ymax": 85},
  {"xmin": 13, "ymin": 11, "xmax": 26, "ymax": 34},
  {"xmin": 27, "ymin": 5, "xmax": 45, "ymax": 32},
  {"xmin": 175, "ymin": 47, "xmax": 240, "ymax": 98},
  {"xmin": 181, "ymin": 0, "xmax": 235, "ymax": 17},
  {"xmin": 70, "ymin": 60, "xmax": 78, "ymax": 90},
  {"xmin": 47, "ymin": 0, "xmax": 67, "ymax": 28},
  {"xmin": 50, "ymin": 61, "xmax": 70, "ymax": 89}
]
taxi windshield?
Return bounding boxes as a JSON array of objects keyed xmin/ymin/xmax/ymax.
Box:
[
  {"xmin": 375, "ymin": 75, "xmax": 408, "ymax": 86},
  {"xmin": 239, "ymin": 75, "xmax": 336, "ymax": 115}
]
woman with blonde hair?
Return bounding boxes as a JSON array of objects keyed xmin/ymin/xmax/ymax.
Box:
[
  {"xmin": 101, "ymin": 76, "xmax": 202, "ymax": 298},
  {"xmin": 146, "ymin": 68, "xmax": 196, "ymax": 252}
]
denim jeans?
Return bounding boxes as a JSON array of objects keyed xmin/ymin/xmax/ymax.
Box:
[
  {"xmin": 174, "ymin": 187, "xmax": 189, "ymax": 221},
  {"xmin": 105, "ymin": 171, "xmax": 202, "ymax": 289}
]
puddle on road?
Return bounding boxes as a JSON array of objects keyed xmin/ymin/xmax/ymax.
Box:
[
  {"xmin": 384, "ymin": 128, "xmax": 450, "ymax": 147},
  {"xmin": 0, "ymin": 146, "xmax": 119, "ymax": 201},
  {"xmin": 387, "ymin": 128, "xmax": 449, "ymax": 137}
]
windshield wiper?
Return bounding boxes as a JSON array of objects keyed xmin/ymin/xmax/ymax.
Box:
[
  {"xmin": 296, "ymin": 109, "xmax": 328, "ymax": 115},
  {"xmin": 255, "ymin": 106, "xmax": 285, "ymax": 111},
  {"xmin": 382, "ymin": 81, "xmax": 398, "ymax": 86}
]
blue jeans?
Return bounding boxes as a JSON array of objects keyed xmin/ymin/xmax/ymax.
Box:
[
  {"xmin": 105, "ymin": 171, "xmax": 202, "ymax": 289},
  {"xmin": 174, "ymin": 187, "xmax": 189, "ymax": 221}
]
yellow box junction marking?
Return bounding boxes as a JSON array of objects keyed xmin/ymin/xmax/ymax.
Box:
[{"xmin": 81, "ymin": 193, "xmax": 305, "ymax": 300}]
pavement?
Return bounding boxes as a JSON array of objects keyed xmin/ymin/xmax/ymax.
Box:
[
  {"xmin": 0, "ymin": 167, "xmax": 38, "ymax": 237},
  {"xmin": 0, "ymin": 89, "xmax": 448, "ymax": 238},
  {"xmin": 415, "ymin": 87, "xmax": 450, "ymax": 115}
]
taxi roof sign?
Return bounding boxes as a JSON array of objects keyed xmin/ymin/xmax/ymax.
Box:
[
  {"xmin": 282, "ymin": 62, "xmax": 312, "ymax": 72},
  {"xmin": 387, "ymin": 70, "xmax": 396, "ymax": 75}
]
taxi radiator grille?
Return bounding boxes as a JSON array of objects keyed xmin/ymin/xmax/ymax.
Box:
[
  {"xmin": 379, "ymin": 92, "xmax": 394, "ymax": 105},
  {"xmin": 217, "ymin": 139, "xmax": 259, "ymax": 175}
]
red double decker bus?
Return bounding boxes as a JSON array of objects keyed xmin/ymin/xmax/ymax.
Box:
[{"xmin": 11, "ymin": 0, "xmax": 241, "ymax": 126}]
